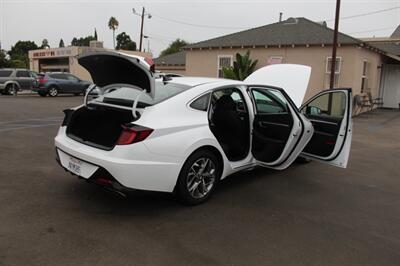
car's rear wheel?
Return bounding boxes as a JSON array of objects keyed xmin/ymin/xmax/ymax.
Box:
[
  {"xmin": 48, "ymin": 86, "xmax": 58, "ymax": 97},
  {"xmin": 5, "ymin": 84, "xmax": 17, "ymax": 95},
  {"xmin": 176, "ymin": 150, "xmax": 221, "ymax": 205}
]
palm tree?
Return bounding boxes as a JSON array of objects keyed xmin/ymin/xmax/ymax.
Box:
[
  {"xmin": 108, "ymin": 17, "xmax": 119, "ymax": 49},
  {"xmin": 222, "ymin": 50, "xmax": 258, "ymax": 81}
]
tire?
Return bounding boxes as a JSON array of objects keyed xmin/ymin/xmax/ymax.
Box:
[
  {"xmin": 5, "ymin": 84, "xmax": 17, "ymax": 95},
  {"xmin": 38, "ymin": 92, "xmax": 47, "ymax": 97},
  {"xmin": 48, "ymin": 86, "xmax": 58, "ymax": 97},
  {"xmin": 175, "ymin": 150, "xmax": 222, "ymax": 205}
]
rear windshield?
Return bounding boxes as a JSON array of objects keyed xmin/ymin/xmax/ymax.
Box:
[
  {"xmin": 94, "ymin": 82, "xmax": 191, "ymax": 108},
  {"xmin": 0, "ymin": 70, "xmax": 12, "ymax": 77}
]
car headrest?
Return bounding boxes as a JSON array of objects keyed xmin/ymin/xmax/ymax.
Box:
[{"xmin": 216, "ymin": 95, "xmax": 236, "ymax": 111}]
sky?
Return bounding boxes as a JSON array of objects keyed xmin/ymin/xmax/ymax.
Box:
[{"xmin": 0, "ymin": 0, "xmax": 399, "ymax": 57}]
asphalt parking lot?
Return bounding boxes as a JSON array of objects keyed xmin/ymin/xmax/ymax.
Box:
[{"xmin": 0, "ymin": 94, "xmax": 399, "ymax": 266}]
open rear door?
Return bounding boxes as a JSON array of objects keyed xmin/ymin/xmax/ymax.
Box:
[
  {"xmin": 248, "ymin": 86, "xmax": 314, "ymax": 170},
  {"xmin": 300, "ymin": 89, "xmax": 353, "ymax": 168}
]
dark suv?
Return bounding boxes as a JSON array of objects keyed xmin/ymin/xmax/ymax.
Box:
[
  {"xmin": 34, "ymin": 72, "xmax": 92, "ymax": 97},
  {"xmin": 0, "ymin": 68, "xmax": 38, "ymax": 95}
]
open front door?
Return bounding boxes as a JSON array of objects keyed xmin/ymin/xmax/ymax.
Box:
[
  {"xmin": 249, "ymin": 87, "xmax": 313, "ymax": 170},
  {"xmin": 300, "ymin": 89, "xmax": 353, "ymax": 168}
]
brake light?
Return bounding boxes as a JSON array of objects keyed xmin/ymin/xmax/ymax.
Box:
[
  {"xmin": 38, "ymin": 77, "xmax": 48, "ymax": 84},
  {"xmin": 144, "ymin": 57, "xmax": 155, "ymax": 73},
  {"xmin": 116, "ymin": 125, "xmax": 153, "ymax": 145}
]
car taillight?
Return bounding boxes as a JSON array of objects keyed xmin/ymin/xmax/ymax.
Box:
[
  {"xmin": 38, "ymin": 78, "xmax": 48, "ymax": 84},
  {"xmin": 144, "ymin": 57, "xmax": 155, "ymax": 73},
  {"xmin": 116, "ymin": 125, "xmax": 153, "ymax": 145}
]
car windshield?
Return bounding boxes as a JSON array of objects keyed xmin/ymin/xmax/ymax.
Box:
[{"xmin": 93, "ymin": 81, "xmax": 191, "ymax": 108}]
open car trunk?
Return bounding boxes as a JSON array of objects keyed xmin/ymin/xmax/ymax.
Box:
[{"xmin": 66, "ymin": 106, "xmax": 135, "ymax": 150}]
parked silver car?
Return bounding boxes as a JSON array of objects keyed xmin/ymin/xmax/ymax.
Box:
[{"xmin": 0, "ymin": 68, "xmax": 38, "ymax": 95}]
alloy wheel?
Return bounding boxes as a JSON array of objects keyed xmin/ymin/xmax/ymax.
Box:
[
  {"xmin": 186, "ymin": 157, "xmax": 216, "ymax": 199},
  {"xmin": 49, "ymin": 87, "xmax": 58, "ymax": 97}
]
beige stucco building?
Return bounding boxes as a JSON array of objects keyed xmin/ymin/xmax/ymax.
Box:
[
  {"xmin": 183, "ymin": 18, "xmax": 400, "ymax": 106},
  {"xmin": 28, "ymin": 42, "xmax": 152, "ymax": 82}
]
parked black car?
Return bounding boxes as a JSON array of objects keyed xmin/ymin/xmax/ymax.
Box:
[
  {"xmin": 0, "ymin": 68, "xmax": 38, "ymax": 95},
  {"xmin": 33, "ymin": 72, "xmax": 91, "ymax": 97}
]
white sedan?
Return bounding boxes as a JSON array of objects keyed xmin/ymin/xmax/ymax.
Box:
[{"xmin": 55, "ymin": 51, "xmax": 352, "ymax": 205}]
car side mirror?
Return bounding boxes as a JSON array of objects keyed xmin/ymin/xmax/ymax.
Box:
[{"xmin": 305, "ymin": 106, "xmax": 322, "ymax": 115}]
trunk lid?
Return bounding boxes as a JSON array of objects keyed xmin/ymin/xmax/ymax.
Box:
[
  {"xmin": 244, "ymin": 64, "xmax": 311, "ymax": 107},
  {"xmin": 78, "ymin": 51, "xmax": 155, "ymax": 98}
]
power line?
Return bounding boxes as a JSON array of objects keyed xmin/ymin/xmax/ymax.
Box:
[
  {"xmin": 325, "ymin": 6, "xmax": 400, "ymax": 22},
  {"xmin": 151, "ymin": 6, "xmax": 399, "ymax": 31},
  {"xmin": 348, "ymin": 26, "xmax": 396, "ymax": 35},
  {"xmin": 151, "ymin": 13, "xmax": 248, "ymax": 30}
]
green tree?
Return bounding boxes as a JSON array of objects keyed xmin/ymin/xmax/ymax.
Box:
[
  {"xmin": 59, "ymin": 38, "xmax": 65, "ymax": 48},
  {"xmin": 70, "ymin": 35, "xmax": 96, "ymax": 46},
  {"xmin": 116, "ymin": 32, "xmax": 136, "ymax": 51},
  {"xmin": 222, "ymin": 50, "xmax": 258, "ymax": 80},
  {"xmin": 94, "ymin": 28, "xmax": 98, "ymax": 41},
  {"xmin": 108, "ymin": 17, "xmax": 119, "ymax": 49},
  {"xmin": 8, "ymin": 40, "xmax": 38, "ymax": 68},
  {"xmin": 160, "ymin": 39, "xmax": 188, "ymax": 57},
  {"xmin": 0, "ymin": 50, "xmax": 9, "ymax": 68},
  {"xmin": 41, "ymin": 39, "xmax": 50, "ymax": 49}
]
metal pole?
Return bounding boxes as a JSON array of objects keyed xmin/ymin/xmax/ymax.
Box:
[
  {"xmin": 139, "ymin": 7, "xmax": 145, "ymax": 52},
  {"xmin": 330, "ymin": 0, "xmax": 341, "ymax": 89}
]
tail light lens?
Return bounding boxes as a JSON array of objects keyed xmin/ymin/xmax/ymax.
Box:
[
  {"xmin": 116, "ymin": 125, "xmax": 153, "ymax": 145},
  {"xmin": 144, "ymin": 57, "xmax": 155, "ymax": 73},
  {"xmin": 38, "ymin": 77, "xmax": 48, "ymax": 84}
]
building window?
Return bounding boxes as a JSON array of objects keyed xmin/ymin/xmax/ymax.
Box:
[
  {"xmin": 325, "ymin": 57, "xmax": 342, "ymax": 88},
  {"xmin": 361, "ymin": 60, "xmax": 369, "ymax": 93},
  {"xmin": 217, "ymin": 55, "xmax": 233, "ymax": 78},
  {"xmin": 267, "ymin": 56, "xmax": 283, "ymax": 65}
]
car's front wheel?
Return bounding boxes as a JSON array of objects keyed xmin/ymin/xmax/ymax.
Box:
[{"xmin": 176, "ymin": 150, "xmax": 221, "ymax": 205}]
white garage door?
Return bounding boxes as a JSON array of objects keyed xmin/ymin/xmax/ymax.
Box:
[{"xmin": 382, "ymin": 64, "xmax": 400, "ymax": 109}]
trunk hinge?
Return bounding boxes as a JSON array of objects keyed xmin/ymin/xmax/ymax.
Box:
[
  {"xmin": 132, "ymin": 90, "xmax": 146, "ymax": 119},
  {"xmin": 84, "ymin": 84, "xmax": 98, "ymax": 109}
]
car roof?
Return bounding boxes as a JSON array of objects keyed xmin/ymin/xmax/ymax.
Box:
[{"xmin": 167, "ymin": 76, "xmax": 239, "ymax": 87}]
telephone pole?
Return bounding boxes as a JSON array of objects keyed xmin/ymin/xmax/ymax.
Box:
[
  {"xmin": 133, "ymin": 7, "xmax": 152, "ymax": 52},
  {"xmin": 330, "ymin": 0, "xmax": 341, "ymax": 89}
]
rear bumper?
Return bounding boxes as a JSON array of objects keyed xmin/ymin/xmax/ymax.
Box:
[
  {"xmin": 32, "ymin": 87, "xmax": 48, "ymax": 93},
  {"xmin": 55, "ymin": 150, "xmax": 136, "ymax": 197},
  {"xmin": 54, "ymin": 127, "xmax": 183, "ymax": 193}
]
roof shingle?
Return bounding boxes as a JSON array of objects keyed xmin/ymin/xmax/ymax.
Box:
[
  {"xmin": 154, "ymin": 51, "xmax": 186, "ymax": 65},
  {"xmin": 185, "ymin": 17, "xmax": 361, "ymax": 49}
]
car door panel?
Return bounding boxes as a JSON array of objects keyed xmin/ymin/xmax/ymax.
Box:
[
  {"xmin": 249, "ymin": 86, "xmax": 313, "ymax": 170},
  {"xmin": 300, "ymin": 89, "xmax": 352, "ymax": 168},
  {"xmin": 252, "ymin": 113, "xmax": 293, "ymax": 162}
]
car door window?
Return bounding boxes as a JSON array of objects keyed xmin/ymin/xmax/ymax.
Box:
[
  {"xmin": 16, "ymin": 71, "xmax": 30, "ymax": 77},
  {"xmin": 66, "ymin": 75, "xmax": 79, "ymax": 82},
  {"xmin": 190, "ymin": 93, "xmax": 210, "ymax": 111},
  {"xmin": 0, "ymin": 70, "xmax": 12, "ymax": 77},
  {"xmin": 302, "ymin": 91, "xmax": 346, "ymax": 119},
  {"xmin": 251, "ymin": 89, "xmax": 288, "ymax": 114}
]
